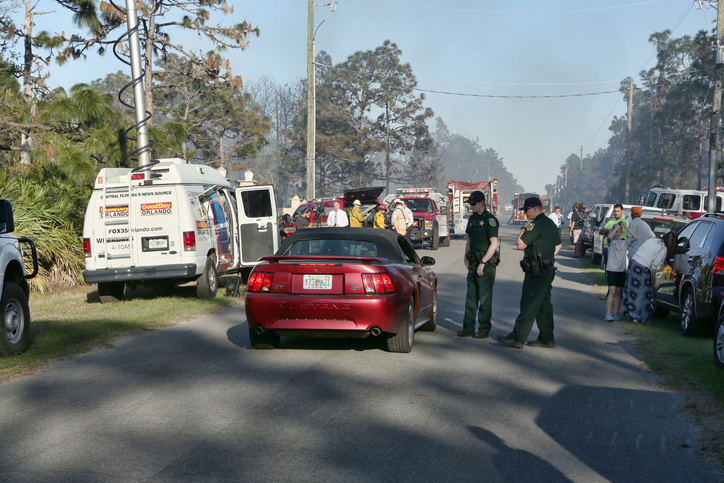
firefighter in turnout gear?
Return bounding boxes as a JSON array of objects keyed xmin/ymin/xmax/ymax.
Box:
[
  {"xmin": 498, "ymin": 197, "xmax": 562, "ymax": 349},
  {"xmin": 457, "ymin": 190, "xmax": 500, "ymax": 338}
]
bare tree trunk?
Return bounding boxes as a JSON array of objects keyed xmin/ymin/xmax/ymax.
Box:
[
  {"xmin": 20, "ymin": 1, "xmax": 34, "ymax": 165},
  {"xmin": 384, "ymin": 102, "xmax": 391, "ymax": 194}
]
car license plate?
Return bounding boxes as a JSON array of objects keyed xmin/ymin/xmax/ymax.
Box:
[
  {"xmin": 303, "ymin": 274, "xmax": 332, "ymax": 290},
  {"xmin": 147, "ymin": 237, "xmax": 168, "ymax": 250}
]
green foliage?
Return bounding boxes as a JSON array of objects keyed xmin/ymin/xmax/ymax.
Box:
[{"xmin": 0, "ymin": 167, "xmax": 90, "ymax": 291}]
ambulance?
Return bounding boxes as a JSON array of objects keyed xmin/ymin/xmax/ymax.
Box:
[{"xmin": 82, "ymin": 158, "xmax": 278, "ymax": 302}]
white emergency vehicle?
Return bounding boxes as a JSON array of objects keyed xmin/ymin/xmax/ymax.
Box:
[
  {"xmin": 0, "ymin": 199, "xmax": 38, "ymax": 355},
  {"xmin": 447, "ymin": 179, "xmax": 498, "ymax": 236},
  {"xmin": 82, "ymin": 158, "xmax": 278, "ymax": 302},
  {"xmin": 643, "ymin": 187, "xmax": 724, "ymax": 220}
]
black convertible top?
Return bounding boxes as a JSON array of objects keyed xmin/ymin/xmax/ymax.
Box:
[{"xmin": 277, "ymin": 227, "xmax": 408, "ymax": 261}]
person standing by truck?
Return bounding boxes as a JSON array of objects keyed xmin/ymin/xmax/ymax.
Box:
[
  {"xmin": 457, "ymin": 191, "xmax": 499, "ymax": 338},
  {"xmin": 327, "ymin": 201, "xmax": 349, "ymax": 227},
  {"xmin": 391, "ymin": 199, "xmax": 407, "ymax": 236},
  {"xmin": 349, "ymin": 199, "xmax": 365, "ymax": 227}
]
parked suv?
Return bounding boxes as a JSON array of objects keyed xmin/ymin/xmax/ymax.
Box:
[
  {"xmin": 652, "ymin": 213, "xmax": 724, "ymax": 336},
  {"xmin": 0, "ymin": 200, "xmax": 38, "ymax": 356}
]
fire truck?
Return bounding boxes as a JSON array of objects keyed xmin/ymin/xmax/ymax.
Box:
[
  {"xmin": 384, "ymin": 188, "xmax": 450, "ymax": 249},
  {"xmin": 447, "ymin": 179, "xmax": 498, "ymax": 236},
  {"xmin": 510, "ymin": 192, "xmax": 544, "ymax": 223}
]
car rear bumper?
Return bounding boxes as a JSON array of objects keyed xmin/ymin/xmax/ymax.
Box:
[
  {"xmin": 83, "ymin": 264, "xmax": 198, "ymax": 283},
  {"xmin": 245, "ymin": 292, "xmax": 408, "ymax": 334}
]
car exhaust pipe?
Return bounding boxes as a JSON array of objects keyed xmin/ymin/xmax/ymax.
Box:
[
  {"xmin": 254, "ymin": 325, "xmax": 265, "ymax": 335},
  {"xmin": 370, "ymin": 327, "xmax": 382, "ymax": 337}
]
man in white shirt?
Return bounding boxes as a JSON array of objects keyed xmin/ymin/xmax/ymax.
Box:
[
  {"xmin": 627, "ymin": 207, "xmax": 655, "ymax": 259},
  {"xmin": 327, "ymin": 200, "xmax": 349, "ymax": 227},
  {"xmin": 548, "ymin": 205, "xmax": 564, "ymax": 239},
  {"xmin": 403, "ymin": 201, "xmax": 414, "ymax": 228}
]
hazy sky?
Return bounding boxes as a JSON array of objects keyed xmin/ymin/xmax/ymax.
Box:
[{"xmin": 31, "ymin": 0, "xmax": 713, "ymax": 192}]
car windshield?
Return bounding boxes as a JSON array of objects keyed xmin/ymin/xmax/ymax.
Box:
[
  {"xmin": 285, "ymin": 239, "xmax": 379, "ymax": 257},
  {"xmin": 404, "ymin": 199, "xmax": 433, "ymax": 213}
]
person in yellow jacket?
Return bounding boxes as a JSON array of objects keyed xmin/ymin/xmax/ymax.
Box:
[
  {"xmin": 373, "ymin": 206, "xmax": 386, "ymax": 228},
  {"xmin": 349, "ymin": 199, "xmax": 366, "ymax": 227}
]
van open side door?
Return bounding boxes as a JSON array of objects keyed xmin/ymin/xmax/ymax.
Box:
[{"xmin": 234, "ymin": 185, "xmax": 279, "ymax": 266}]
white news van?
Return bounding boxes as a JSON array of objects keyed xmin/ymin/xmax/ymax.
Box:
[{"xmin": 82, "ymin": 158, "xmax": 278, "ymax": 302}]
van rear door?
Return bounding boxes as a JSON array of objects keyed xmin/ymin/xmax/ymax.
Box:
[{"xmin": 234, "ymin": 185, "xmax": 279, "ymax": 266}]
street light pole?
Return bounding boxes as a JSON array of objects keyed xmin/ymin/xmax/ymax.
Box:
[
  {"xmin": 708, "ymin": 0, "xmax": 724, "ymax": 212},
  {"xmin": 306, "ymin": 1, "xmax": 336, "ymax": 201},
  {"xmin": 306, "ymin": 0, "xmax": 315, "ymax": 201}
]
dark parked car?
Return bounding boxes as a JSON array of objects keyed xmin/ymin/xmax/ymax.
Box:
[
  {"xmin": 245, "ymin": 227, "xmax": 437, "ymax": 353},
  {"xmin": 652, "ymin": 213, "xmax": 724, "ymax": 336}
]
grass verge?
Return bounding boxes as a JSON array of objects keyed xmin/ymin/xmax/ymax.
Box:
[
  {"xmin": 0, "ymin": 279, "xmax": 243, "ymax": 383},
  {"xmin": 577, "ymin": 254, "xmax": 724, "ymax": 463}
]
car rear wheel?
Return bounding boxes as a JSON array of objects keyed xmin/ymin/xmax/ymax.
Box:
[
  {"xmin": 98, "ymin": 282, "xmax": 125, "ymax": 304},
  {"xmin": 421, "ymin": 289, "xmax": 437, "ymax": 332},
  {"xmin": 249, "ymin": 326, "xmax": 280, "ymax": 349},
  {"xmin": 197, "ymin": 256, "xmax": 219, "ymax": 299},
  {"xmin": 386, "ymin": 299, "xmax": 415, "ymax": 353},
  {"xmin": 0, "ymin": 282, "xmax": 30, "ymax": 356},
  {"xmin": 714, "ymin": 314, "xmax": 724, "ymax": 368},
  {"xmin": 679, "ymin": 288, "xmax": 699, "ymax": 336}
]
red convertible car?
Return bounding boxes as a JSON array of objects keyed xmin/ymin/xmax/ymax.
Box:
[{"xmin": 245, "ymin": 227, "xmax": 437, "ymax": 353}]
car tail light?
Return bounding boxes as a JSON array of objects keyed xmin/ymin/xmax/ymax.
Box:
[
  {"xmin": 248, "ymin": 272, "xmax": 273, "ymax": 292},
  {"xmin": 83, "ymin": 238, "xmax": 91, "ymax": 257},
  {"xmin": 362, "ymin": 274, "xmax": 395, "ymax": 294},
  {"xmin": 183, "ymin": 231, "xmax": 196, "ymax": 251},
  {"xmin": 713, "ymin": 256, "xmax": 724, "ymax": 275}
]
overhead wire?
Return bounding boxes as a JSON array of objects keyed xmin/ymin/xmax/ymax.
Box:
[{"xmin": 358, "ymin": 0, "xmax": 664, "ymax": 15}]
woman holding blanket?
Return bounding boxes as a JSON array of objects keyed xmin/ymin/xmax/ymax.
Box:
[{"xmin": 621, "ymin": 232, "xmax": 677, "ymax": 324}]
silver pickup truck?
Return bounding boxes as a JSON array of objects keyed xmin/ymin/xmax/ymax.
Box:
[{"xmin": 0, "ymin": 200, "xmax": 38, "ymax": 356}]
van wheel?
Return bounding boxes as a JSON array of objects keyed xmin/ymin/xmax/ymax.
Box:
[
  {"xmin": 197, "ymin": 257, "xmax": 219, "ymax": 299},
  {"xmin": 679, "ymin": 288, "xmax": 699, "ymax": 336},
  {"xmin": 98, "ymin": 282, "xmax": 125, "ymax": 304},
  {"xmin": 0, "ymin": 283, "xmax": 30, "ymax": 356}
]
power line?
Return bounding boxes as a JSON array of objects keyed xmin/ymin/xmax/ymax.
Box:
[
  {"xmin": 415, "ymin": 88, "xmax": 620, "ymax": 99},
  {"xmin": 584, "ymin": 93, "xmax": 625, "ymax": 146},
  {"xmin": 359, "ymin": 0, "xmax": 664, "ymax": 15}
]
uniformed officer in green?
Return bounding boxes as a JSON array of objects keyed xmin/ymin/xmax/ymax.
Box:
[
  {"xmin": 498, "ymin": 197, "xmax": 561, "ymax": 349},
  {"xmin": 457, "ymin": 190, "xmax": 499, "ymax": 338}
]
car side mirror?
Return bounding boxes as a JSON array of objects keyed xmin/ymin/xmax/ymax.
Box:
[
  {"xmin": 0, "ymin": 199, "xmax": 14, "ymax": 234},
  {"xmin": 674, "ymin": 246, "xmax": 687, "ymax": 255},
  {"xmin": 440, "ymin": 206, "xmax": 447, "ymax": 215},
  {"xmin": 421, "ymin": 256, "xmax": 435, "ymax": 266}
]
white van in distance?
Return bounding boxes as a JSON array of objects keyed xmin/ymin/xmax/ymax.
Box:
[{"xmin": 82, "ymin": 158, "xmax": 278, "ymax": 302}]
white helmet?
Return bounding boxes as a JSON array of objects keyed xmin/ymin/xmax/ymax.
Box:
[
  {"xmin": 353, "ymin": 199, "xmax": 361, "ymax": 205},
  {"xmin": 392, "ymin": 198, "xmax": 402, "ymax": 207}
]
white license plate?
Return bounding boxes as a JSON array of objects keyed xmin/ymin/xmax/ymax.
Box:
[
  {"xmin": 303, "ymin": 274, "xmax": 333, "ymax": 290},
  {"xmin": 148, "ymin": 238, "xmax": 168, "ymax": 250}
]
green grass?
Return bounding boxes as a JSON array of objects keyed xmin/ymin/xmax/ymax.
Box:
[
  {"xmin": 577, "ymin": 254, "xmax": 724, "ymax": 461},
  {"xmin": 0, "ymin": 279, "xmax": 243, "ymax": 383}
]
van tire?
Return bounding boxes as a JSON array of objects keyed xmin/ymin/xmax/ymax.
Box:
[
  {"xmin": 98, "ymin": 282, "xmax": 125, "ymax": 304},
  {"xmin": 0, "ymin": 282, "xmax": 30, "ymax": 356},
  {"xmin": 197, "ymin": 257, "xmax": 219, "ymax": 299}
]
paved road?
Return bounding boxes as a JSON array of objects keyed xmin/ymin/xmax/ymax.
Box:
[{"xmin": 0, "ymin": 224, "xmax": 720, "ymax": 482}]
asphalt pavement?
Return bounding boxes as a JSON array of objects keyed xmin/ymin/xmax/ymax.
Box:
[{"xmin": 0, "ymin": 223, "xmax": 721, "ymax": 482}]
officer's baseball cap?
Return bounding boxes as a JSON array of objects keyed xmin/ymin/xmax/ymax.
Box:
[
  {"xmin": 520, "ymin": 197, "xmax": 542, "ymax": 211},
  {"xmin": 467, "ymin": 190, "xmax": 485, "ymax": 206}
]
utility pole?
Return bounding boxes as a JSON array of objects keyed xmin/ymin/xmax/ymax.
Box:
[
  {"xmin": 580, "ymin": 145, "xmax": 583, "ymax": 170},
  {"xmin": 565, "ymin": 165, "xmax": 568, "ymax": 188},
  {"xmin": 625, "ymin": 77, "xmax": 633, "ymax": 204},
  {"xmin": 124, "ymin": 0, "xmax": 151, "ymax": 167},
  {"xmin": 305, "ymin": 0, "xmax": 315, "ymax": 201},
  {"xmin": 708, "ymin": 0, "xmax": 724, "ymax": 212}
]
